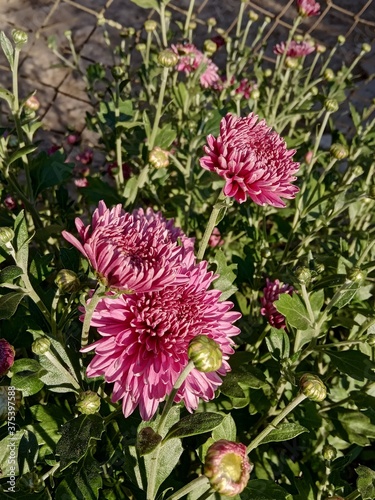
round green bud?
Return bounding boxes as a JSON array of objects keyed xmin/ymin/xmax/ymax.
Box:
[
  {"xmin": 294, "ymin": 34, "xmax": 304, "ymax": 42},
  {"xmin": 121, "ymin": 27, "xmax": 136, "ymax": 37},
  {"xmin": 157, "ymin": 48, "xmax": 178, "ymax": 67},
  {"xmin": 316, "ymin": 43, "xmax": 326, "ymax": 54},
  {"xmin": 285, "ymin": 57, "xmax": 299, "ymax": 70},
  {"xmin": 324, "ymin": 68, "xmax": 335, "ymax": 81},
  {"xmin": 362, "ymin": 43, "xmax": 371, "ymax": 53},
  {"xmin": 111, "ymin": 65, "xmax": 125, "ymax": 79},
  {"xmin": 149, "ymin": 146, "xmax": 169, "ymax": 169},
  {"xmin": 250, "ymin": 88, "xmax": 260, "ymax": 100},
  {"xmin": 248, "ymin": 10, "xmax": 259, "ymax": 21},
  {"xmin": 25, "ymin": 95, "xmax": 40, "ymax": 111},
  {"xmin": 264, "ymin": 68, "xmax": 272, "ymax": 78},
  {"xmin": 16, "ymin": 472, "xmax": 44, "ymax": 493},
  {"xmin": 299, "ymin": 373, "xmax": 327, "ymax": 402},
  {"xmin": 330, "ymin": 143, "xmax": 348, "ymax": 160},
  {"xmin": 324, "ymin": 98, "xmax": 339, "ymax": 113},
  {"xmin": 310, "ymin": 86, "xmax": 319, "ymax": 95},
  {"xmin": 216, "ymin": 28, "xmax": 226, "ymax": 36},
  {"xmin": 188, "ymin": 335, "xmax": 222, "ymax": 372},
  {"xmin": 64, "ymin": 30, "xmax": 72, "ymax": 39},
  {"xmin": 12, "ymin": 29, "xmax": 28, "ymax": 46},
  {"xmin": 0, "ymin": 227, "xmax": 14, "ymax": 246},
  {"xmin": 323, "ymin": 444, "xmax": 337, "ymax": 461},
  {"xmin": 204, "ymin": 39, "xmax": 217, "ymax": 56},
  {"xmin": 337, "ymin": 35, "xmax": 346, "ymax": 45},
  {"xmin": 207, "ymin": 17, "xmax": 217, "ymax": 27},
  {"xmin": 76, "ymin": 390, "xmax": 101, "ymax": 415},
  {"xmin": 347, "ymin": 267, "xmax": 366, "ymax": 284},
  {"xmin": 55, "ymin": 269, "xmax": 80, "ymax": 294},
  {"xmin": 188, "ymin": 21, "xmax": 197, "ymax": 30},
  {"xmin": 294, "ymin": 266, "xmax": 312, "ymax": 285},
  {"xmin": 136, "ymin": 42, "xmax": 147, "ymax": 52},
  {"xmin": 260, "ymin": 247, "xmax": 271, "ymax": 259},
  {"xmin": 352, "ymin": 165, "xmax": 364, "ymax": 178},
  {"xmin": 32, "ymin": 337, "xmax": 51, "ymax": 356},
  {"xmin": 144, "ymin": 20, "xmax": 157, "ymax": 32},
  {"xmin": 264, "ymin": 16, "xmax": 272, "ymax": 24}
]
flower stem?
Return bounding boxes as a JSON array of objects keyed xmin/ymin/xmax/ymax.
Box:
[
  {"xmin": 114, "ymin": 79, "xmax": 125, "ymax": 191},
  {"xmin": 183, "ymin": 0, "xmax": 196, "ymax": 38},
  {"xmin": 197, "ymin": 190, "xmax": 227, "ymax": 261},
  {"xmin": 149, "ymin": 66, "xmax": 169, "ymax": 150},
  {"xmin": 166, "ymin": 476, "xmax": 211, "ymax": 500},
  {"xmin": 159, "ymin": 3, "xmax": 168, "ymax": 47},
  {"xmin": 41, "ymin": 462, "xmax": 60, "ymax": 481},
  {"xmin": 81, "ymin": 284, "xmax": 106, "ymax": 348},
  {"xmin": 247, "ymin": 392, "xmax": 307, "ymax": 454}
]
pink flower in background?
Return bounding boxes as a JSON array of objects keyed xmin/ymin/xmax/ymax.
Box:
[
  {"xmin": 62, "ymin": 201, "xmax": 195, "ymax": 293},
  {"xmin": 76, "ymin": 149, "xmax": 93, "ymax": 165},
  {"xmin": 273, "ymin": 40, "xmax": 315, "ymax": 58},
  {"xmin": 4, "ymin": 195, "xmax": 16, "ymax": 210},
  {"xmin": 209, "ymin": 227, "xmax": 224, "ymax": 248},
  {"xmin": 172, "ymin": 43, "xmax": 220, "ymax": 88},
  {"xmin": 0, "ymin": 339, "xmax": 15, "ymax": 376},
  {"xmin": 66, "ymin": 133, "xmax": 81, "ymax": 145},
  {"xmin": 260, "ymin": 278, "xmax": 294, "ymax": 329},
  {"xmin": 234, "ymin": 78, "xmax": 254, "ymax": 100},
  {"xmin": 81, "ymin": 261, "xmax": 241, "ymax": 420},
  {"xmin": 74, "ymin": 178, "xmax": 89, "ymax": 188},
  {"xmin": 200, "ymin": 113, "xmax": 300, "ymax": 207},
  {"xmin": 297, "ymin": 0, "xmax": 320, "ymax": 17}
]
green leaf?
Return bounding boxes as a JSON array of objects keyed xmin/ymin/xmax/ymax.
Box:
[
  {"xmin": 173, "ymin": 82, "xmax": 189, "ymax": 109},
  {"xmin": 333, "ymin": 409, "xmax": 375, "ymax": 446},
  {"xmin": 80, "ymin": 176, "xmax": 122, "ymax": 206},
  {"xmin": 326, "ymin": 350, "xmax": 375, "ymax": 381},
  {"xmin": 55, "ymin": 452, "xmax": 102, "ymax": 500},
  {"xmin": 27, "ymin": 404, "xmax": 69, "ymax": 454},
  {"xmin": 356, "ymin": 465, "xmax": 375, "ymax": 500},
  {"xmin": 0, "ymin": 87, "xmax": 14, "ymax": 107},
  {"xmin": 0, "ymin": 430, "xmax": 23, "ymax": 478},
  {"xmin": 7, "ymin": 145, "xmax": 37, "ymax": 166},
  {"xmin": 212, "ymin": 413, "xmax": 237, "ymax": 442},
  {"xmin": 309, "ymin": 289, "xmax": 325, "ymax": 316},
  {"xmin": 0, "ymin": 291, "xmax": 25, "ymax": 319},
  {"xmin": 0, "ymin": 265, "xmax": 23, "ymax": 284},
  {"xmin": 0, "ymin": 31, "xmax": 14, "ymax": 69},
  {"xmin": 165, "ymin": 412, "xmax": 224, "ymax": 441},
  {"xmin": 211, "ymin": 248, "xmax": 238, "ymax": 301},
  {"xmin": 30, "ymin": 151, "xmax": 74, "ymax": 194},
  {"xmin": 259, "ymin": 423, "xmax": 309, "ymax": 445},
  {"xmin": 242, "ymin": 480, "xmax": 290, "ymax": 499},
  {"xmin": 154, "ymin": 123, "xmax": 177, "ymax": 149},
  {"xmin": 129, "ymin": 0, "xmax": 159, "ymax": 9},
  {"xmin": 11, "ymin": 359, "xmax": 45, "ymax": 396},
  {"xmin": 14, "ymin": 210, "xmax": 30, "ymax": 271},
  {"xmin": 56, "ymin": 414, "xmax": 104, "ymax": 471},
  {"xmin": 143, "ymin": 109, "xmax": 151, "ymax": 139},
  {"xmin": 266, "ymin": 327, "xmax": 290, "ymax": 359},
  {"xmin": 274, "ymin": 293, "xmax": 311, "ymax": 330}
]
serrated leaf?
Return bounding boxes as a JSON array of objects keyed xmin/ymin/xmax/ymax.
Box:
[
  {"xmin": 0, "ymin": 291, "xmax": 25, "ymax": 319},
  {"xmin": 11, "ymin": 358, "xmax": 45, "ymax": 396},
  {"xmin": 266, "ymin": 327, "xmax": 290, "ymax": 359},
  {"xmin": 309, "ymin": 288, "xmax": 324, "ymax": 315},
  {"xmin": 259, "ymin": 423, "xmax": 309, "ymax": 445},
  {"xmin": 333, "ymin": 279, "xmax": 362, "ymax": 309},
  {"xmin": 154, "ymin": 123, "xmax": 177, "ymax": 149},
  {"xmin": 242, "ymin": 480, "xmax": 290, "ymax": 499},
  {"xmin": 7, "ymin": 145, "xmax": 37, "ymax": 166},
  {"xmin": 274, "ymin": 293, "xmax": 311, "ymax": 330},
  {"xmin": 332, "ymin": 409, "xmax": 375, "ymax": 446},
  {"xmin": 0, "ymin": 31, "xmax": 14, "ymax": 69},
  {"xmin": 356, "ymin": 465, "xmax": 375, "ymax": 500},
  {"xmin": 211, "ymin": 248, "xmax": 238, "ymax": 301},
  {"xmin": 212, "ymin": 413, "xmax": 237, "ymax": 442},
  {"xmin": 56, "ymin": 414, "xmax": 104, "ymax": 470},
  {"xmin": 0, "ymin": 265, "xmax": 23, "ymax": 283},
  {"xmin": 55, "ymin": 452, "xmax": 102, "ymax": 500},
  {"xmin": 326, "ymin": 350, "xmax": 375, "ymax": 381},
  {"xmin": 165, "ymin": 412, "xmax": 224, "ymax": 441}
]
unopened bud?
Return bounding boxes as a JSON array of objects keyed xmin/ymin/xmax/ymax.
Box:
[
  {"xmin": 324, "ymin": 68, "xmax": 335, "ymax": 81},
  {"xmin": 261, "ymin": 247, "xmax": 271, "ymax": 259},
  {"xmin": 316, "ymin": 43, "xmax": 326, "ymax": 53},
  {"xmin": 250, "ymin": 88, "xmax": 260, "ymax": 100},
  {"xmin": 32, "ymin": 337, "xmax": 51, "ymax": 356},
  {"xmin": 337, "ymin": 35, "xmax": 346, "ymax": 45},
  {"xmin": 347, "ymin": 267, "xmax": 366, "ymax": 284},
  {"xmin": 16, "ymin": 471, "xmax": 44, "ymax": 493},
  {"xmin": 55, "ymin": 269, "xmax": 80, "ymax": 293},
  {"xmin": 207, "ymin": 17, "xmax": 217, "ymax": 27},
  {"xmin": 294, "ymin": 266, "xmax": 311, "ymax": 285},
  {"xmin": 330, "ymin": 143, "xmax": 348, "ymax": 160},
  {"xmin": 157, "ymin": 48, "xmax": 178, "ymax": 67},
  {"xmin": 299, "ymin": 373, "xmax": 327, "ymax": 402},
  {"xmin": 12, "ymin": 29, "xmax": 28, "ymax": 47},
  {"xmin": 204, "ymin": 440, "xmax": 252, "ymax": 496},
  {"xmin": 0, "ymin": 339, "xmax": 15, "ymax": 376},
  {"xmin": 25, "ymin": 95, "xmax": 40, "ymax": 112},
  {"xmin": 352, "ymin": 165, "xmax": 363, "ymax": 178},
  {"xmin": 144, "ymin": 20, "xmax": 157, "ymax": 33},
  {"xmin": 149, "ymin": 147, "xmax": 169, "ymax": 169},
  {"xmin": 0, "ymin": 227, "xmax": 14, "ymax": 245},
  {"xmin": 362, "ymin": 43, "xmax": 371, "ymax": 53},
  {"xmin": 323, "ymin": 444, "xmax": 337, "ymax": 461},
  {"xmin": 285, "ymin": 57, "xmax": 299, "ymax": 69},
  {"xmin": 76, "ymin": 390, "xmax": 101, "ymax": 415},
  {"xmin": 136, "ymin": 43, "xmax": 147, "ymax": 52},
  {"xmin": 248, "ymin": 10, "xmax": 259, "ymax": 21},
  {"xmin": 121, "ymin": 27, "xmax": 136, "ymax": 37},
  {"xmin": 204, "ymin": 39, "xmax": 217, "ymax": 56},
  {"xmin": 264, "ymin": 68, "xmax": 272, "ymax": 77},
  {"xmin": 188, "ymin": 335, "xmax": 222, "ymax": 372},
  {"xmin": 264, "ymin": 16, "xmax": 272, "ymax": 24},
  {"xmin": 111, "ymin": 65, "xmax": 125, "ymax": 79},
  {"xmin": 324, "ymin": 98, "xmax": 339, "ymax": 113},
  {"xmin": 188, "ymin": 21, "xmax": 197, "ymax": 30}
]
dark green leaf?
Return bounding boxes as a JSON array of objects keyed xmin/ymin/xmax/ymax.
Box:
[
  {"xmin": 212, "ymin": 414, "xmax": 237, "ymax": 442},
  {"xmin": 259, "ymin": 423, "xmax": 309, "ymax": 445},
  {"xmin": 30, "ymin": 151, "xmax": 74, "ymax": 194},
  {"xmin": 0, "ymin": 291, "xmax": 25, "ymax": 319},
  {"xmin": 242, "ymin": 480, "xmax": 290, "ymax": 499},
  {"xmin": 7, "ymin": 145, "xmax": 37, "ymax": 166},
  {"xmin": 27, "ymin": 404, "xmax": 69, "ymax": 454},
  {"xmin": 274, "ymin": 293, "xmax": 311, "ymax": 330},
  {"xmin": 56, "ymin": 414, "xmax": 104, "ymax": 470},
  {"xmin": 80, "ymin": 176, "xmax": 122, "ymax": 206},
  {"xmin": 173, "ymin": 82, "xmax": 189, "ymax": 109},
  {"xmin": 266, "ymin": 327, "xmax": 290, "ymax": 359},
  {"xmin": 356, "ymin": 465, "xmax": 375, "ymax": 500},
  {"xmin": 0, "ymin": 31, "xmax": 14, "ymax": 68},
  {"xmin": 55, "ymin": 452, "xmax": 102, "ymax": 500},
  {"xmin": 211, "ymin": 248, "xmax": 238, "ymax": 301},
  {"xmin": 154, "ymin": 124, "xmax": 177, "ymax": 149},
  {"xmin": 326, "ymin": 350, "xmax": 375, "ymax": 381},
  {"xmin": 0, "ymin": 265, "xmax": 23, "ymax": 284},
  {"xmin": 165, "ymin": 412, "xmax": 224, "ymax": 441},
  {"xmin": 11, "ymin": 358, "xmax": 45, "ymax": 396}
]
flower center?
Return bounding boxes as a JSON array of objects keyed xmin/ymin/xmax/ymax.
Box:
[{"xmin": 221, "ymin": 453, "xmax": 243, "ymax": 482}]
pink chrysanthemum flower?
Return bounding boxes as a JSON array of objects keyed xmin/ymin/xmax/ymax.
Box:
[
  {"xmin": 81, "ymin": 261, "xmax": 241, "ymax": 420},
  {"xmin": 200, "ymin": 113, "xmax": 300, "ymax": 207},
  {"xmin": 273, "ymin": 40, "xmax": 315, "ymax": 58},
  {"xmin": 62, "ymin": 201, "xmax": 194, "ymax": 293},
  {"xmin": 0, "ymin": 339, "xmax": 15, "ymax": 376},
  {"xmin": 172, "ymin": 43, "xmax": 220, "ymax": 88},
  {"xmin": 297, "ymin": 0, "xmax": 320, "ymax": 17},
  {"xmin": 260, "ymin": 278, "xmax": 294, "ymax": 329}
]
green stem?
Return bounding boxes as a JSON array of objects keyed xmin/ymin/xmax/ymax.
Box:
[
  {"xmin": 166, "ymin": 476, "xmax": 210, "ymax": 500},
  {"xmin": 114, "ymin": 79, "xmax": 125, "ymax": 191},
  {"xmin": 300, "ymin": 284, "xmax": 315, "ymax": 325},
  {"xmin": 149, "ymin": 66, "xmax": 169, "ymax": 150},
  {"xmin": 197, "ymin": 190, "xmax": 226, "ymax": 261},
  {"xmin": 273, "ymin": 17, "xmax": 301, "ymax": 82},
  {"xmin": 239, "ymin": 20, "xmax": 253, "ymax": 53},
  {"xmin": 345, "ymin": 490, "xmax": 361, "ymax": 500},
  {"xmin": 183, "ymin": 0, "xmax": 196, "ymax": 38},
  {"xmin": 270, "ymin": 68, "xmax": 291, "ymax": 126},
  {"xmin": 159, "ymin": 3, "xmax": 168, "ymax": 47},
  {"xmin": 41, "ymin": 462, "xmax": 60, "ymax": 481},
  {"xmin": 81, "ymin": 284, "xmax": 106, "ymax": 348},
  {"xmin": 247, "ymin": 392, "xmax": 307, "ymax": 454},
  {"xmin": 235, "ymin": 0, "xmax": 246, "ymax": 40},
  {"xmin": 145, "ymin": 31, "xmax": 152, "ymax": 70}
]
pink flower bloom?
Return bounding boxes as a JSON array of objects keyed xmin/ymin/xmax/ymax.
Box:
[
  {"xmin": 209, "ymin": 227, "xmax": 224, "ymax": 248},
  {"xmin": 297, "ymin": 0, "xmax": 320, "ymax": 17},
  {"xmin": 76, "ymin": 149, "xmax": 93, "ymax": 165},
  {"xmin": 200, "ymin": 113, "xmax": 300, "ymax": 207},
  {"xmin": 0, "ymin": 339, "xmax": 15, "ymax": 376},
  {"xmin": 62, "ymin": 201, "xmax": 194, "ymax": 293},
  {"xmin": 66, "ymin": 133, "xmax": 81, "ymax": 145},
  {"xmin": 74, "ymin": 178, "xmax": 89, "ymax": 188},
  {"xmin": 273, "ymin": 40, "xmax": 315, "ymax": 58},
  {"xmin": 172, "ymin": 43, "xmax": 220, "ymax": 88},
  {"xmin": 81, "ymin": 261, "xmax": 241, "ymax": 420},
  {"xmin": 260, "ymin": 278, "xmax": 294, "ymax": 329}
]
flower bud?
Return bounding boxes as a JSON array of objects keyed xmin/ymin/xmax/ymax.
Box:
[
  {"xmin": 285, "ymin": 57, "xmax": 299, "ymax": 69},
  {"xmin": 207, "ymin": 17, "xmax": 217, "ymax": 27},
  {"xmin": 250, "ymin": 88, "xmax": 260, "ymax": 100},
  {"xmin": 0, "ymin": 339, "xmax": 15, "ymax": 376},
  {"xmin": 144, "ymin": 20, "xmax": 157, "ymax": 33},
  {"xmin": 299, "ymin": 374, "xmax": 327, "ymax": 402},
  {"xmin": 121, "ymin": 27, "xmax": 136, "ymax": 37},
  {"xmin": 294, "ymin": 266, "xmax": 311, "ymax": 285},
  {"xmin": 188, "ymin": 335, "xmax": 222, "ymax": 372},
  {"xmin": 12, "ymin": 29, "xmax": 28, "ymax": 47},
  {"xmin": 204, "ymin": 39, "xmax": 217, "ymax": 56},
  {"xmin": 362, "ymin": 43, "xmax": 371, "ymax": 53},
  {"xmin": 16, "ymin": 471, "xmax": 44, "ymax": 493},
  {"xmin": 25, "ymin": 95, "xmax": 40, "ymax": 112},
  {"xmin": 204, "ymin": 440, "xmax": 252, "ymax": 497},
  {"xmin": 264, "ymin": 68, "xmax": 272, "ymax": 77},
  {"xmin": 0, "ymin": 386, "xmax": 22, "ymax": 421},
  {"xmin": 265, "ymin": 16, "xmax": 271, "ymax": 24},
  {"xmin": 351, "ymin": 165, "xmax": 363, "ymax": 178},
  {"xmin": 323, "ymin": 444, "xmax": 337, "ymax": 461},
  {"xmin": 0, "ymin": 227, "xmax": 14, "ymax": 246},
  {"xmin": 157, "ymin": 48, "xmax": 178, "ymax": 68},
  {"xmin": 324, "ymin": 98, "xmax": 339, "ymax": 113},
  {"xmin": 76, "ymin": 391, "xmax": 101, "ymax": 415},
  {"xmin": 136, "ymin": 42, "xmax": 147, "ymax": 52},
  {"xmin": 347, "ymin": 267, "xmax": 366, "ymax": 284},
  {"xmin": 260, "ymin": 247, "xmax": 271, "ymax": 259},
  {"xmin": 330, "ymin": 143, "xmax": 348, "ymax": 160},
  {"xmin": 55, "ymin": 269, "xmax": 80, "ymax": 293},
  {"xmin": 337, "ymin": 35, "xmax": 346, "ymax": 45},
  {"xmin": 316, "ymin": 43, "xmax": 326, "ymax": 53},
  {"xmin": 149, "ymin": 146, "xmax": 169, "ymax": 169},
  {"xmin": 111, "ymin": 65, "xmax": 125, "ymax": 80},
  {"xmin": 324, "ymin": 68, "xmax": 335, "ymax": 81},
  {"xmin": 31, "ymin": 337, "xmax": 51, "ymax": 356},
  {"xmin": 248, "ymin": 10, "xmax": 259, "ymax": 21},
  {"xmin": 188, "ymin": 21, "xmax": 197, "ymax": 30}
]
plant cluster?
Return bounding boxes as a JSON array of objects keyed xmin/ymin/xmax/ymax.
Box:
[{"xmin": 0, "ymin": 0, "xmax": 375, "ymax": 499}]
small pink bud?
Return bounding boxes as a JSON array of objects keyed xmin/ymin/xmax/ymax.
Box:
[{"xmin": 0, "ymin": 339, "xmax": 15, "ymax": 376}]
